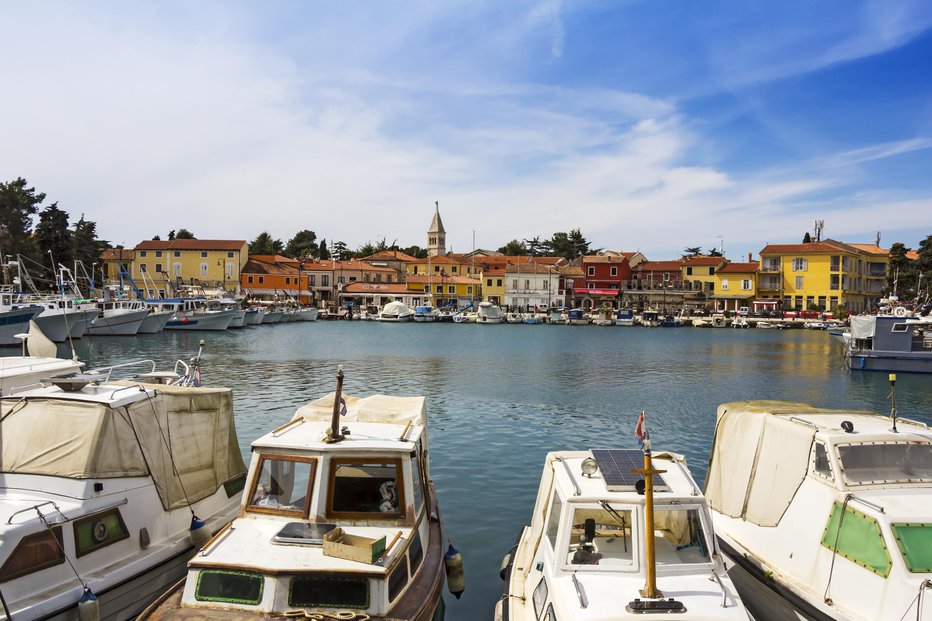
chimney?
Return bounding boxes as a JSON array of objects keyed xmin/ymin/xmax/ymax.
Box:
[{"xmin": 748, "ymin": 252, "xmax": 752, "ymax": 262}]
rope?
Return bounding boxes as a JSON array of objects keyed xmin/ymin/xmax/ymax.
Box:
[
  {"xmin": 823, "ymin": 494, "xmax": 852, "ymax": 605},
  {"xmin": 36, "ymin": 511, "xmax": 89, "ymax": 592},
  {"xmin": 282, "ymin": 611, "xmax": 370, "ymax": 620},
  {"xmin": 897, "ymin": 579, "xmax": 932, "ymax": 621},
  {"xmin": 142, "ymin": 389, "xmax": 197, "ymax": 517}
]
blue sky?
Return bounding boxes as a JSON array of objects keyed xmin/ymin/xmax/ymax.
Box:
[{"xmin": 1, "ymin": 1, "xmax": 930, "ymax": 260}]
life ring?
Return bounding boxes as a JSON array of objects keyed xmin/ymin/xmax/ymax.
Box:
[{"xmin": 894, "ymin": 307, "xmax": 907, "ymax": 317}]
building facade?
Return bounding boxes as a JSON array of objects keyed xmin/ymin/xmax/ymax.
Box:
[{"xmin": 133, "ymin": 239, "xmax": 248, "ymax": 296}]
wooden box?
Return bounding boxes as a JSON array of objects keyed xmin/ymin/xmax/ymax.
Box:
[{"xmin": 322, "ymin": 527, "xmax": 386, "ymax": 564}]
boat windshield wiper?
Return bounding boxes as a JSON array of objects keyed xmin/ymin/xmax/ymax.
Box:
[{"xmin": 599, "ymin": 501, "xmax": 628, "ymax": 552}]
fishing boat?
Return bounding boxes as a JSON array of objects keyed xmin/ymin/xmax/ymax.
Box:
[
  {"xmin": 566, "ymin": 308, "xmax": 589, "ymax": 325},
  {"xmin": 291, "ymin": 306, "xmax": 319, "ymax": 322},
  {"xmin": 413, "ymin": 306, "xmax": 440, "ymax": 322},
  {"xmin": 244, "ymin": 307, "xmax": 266, "ymax": 325},
  {"xmin": 0, "ymin": 349, "xmax": 246, "ymax": 620},
  {"xmin": 591, "ymin": 306, "xmax": 616, "ymax": 326},
  {"xmin": 847, "ymin": 315, "xmax": 932, "ymax": 373},
  {"xmin": 705, "ymin": 392, "xmax": 932, "ymax": 621},
  {"xmin": 377, "ymin": 300, "xmax": 415, "ymax": 322},
  {"xmin": 85, "ymin": 300, "xmax": 151, "ymax": 336},
  {"xmin": 731, "ymin": 317, "xmax": 750, "ymax": 329},
  {"xmin": 659, "ymin": 314, "xmax": 679, "ymax": 327},
  {"xmin": 139, "ymin": 368, "xmax": 460, "ymax": 621},
  {"xmin": 0, "ymin": 321, "xmax": 84, "ymax": 395},
  {"xmin": 497, "ymin": 416, "xmax": 751, "ymax": 621},
  {"xmin": 477, "ymin": 301, "xmax": 504, "ymax": 324},
  {"xmin": 153, "ymin": 299, "xmax": 238, "ymax": 331},
  {"xmin": 505, "ymin": 311, "xmax": 524, "ymax": 324},
  {"xmin": 0, "ymin": 290, "xmax": 45, "ymax": 346},
  {"xmin": 548, "ymin": 309, "xmax": 566, "ymax": 325}
]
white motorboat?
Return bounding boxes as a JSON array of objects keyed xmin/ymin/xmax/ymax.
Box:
[
  {"xmin": 260, "ymin": 307, "xmax": 285, "ymax": 324},
  {"xmin": 731, "ymin": 317, "xmax": 750, "ymax": 329},
  {"xmin": 709, "ymin": 313, "xmax": 729, "ymax": 328},
  {"xmin": 497, "ymin": 443, "xmax": 751, "ymax": 621},
  {"xmin": 138, "ymin": 368, "xmax": 457, "ymax": 620},
  {"xmin": 591, "ymin": 306, "xmax": 616, "ymax": 326},
  {"xmin": 706, "ymin": 398, "xmax": 932, "ymax": 621},
  {"xmin": 549, "ymin": 309, "xmax": 566, "ymax": 325},
  {"xmin": 414, "ymin": 305, "xmax": 440, "ymax": 322},
  {"xmin": 84, "ymin": 301, "xmax": 150, "ymax": 336},
  {"xmin": 291, "ymin": 306, "xmax": 319, "ymax": 321},
  {"xmin": 209, "ymin": 299, "xmax": 247, "ymax": 328},
  {"xmin": 377, "ymin": 300, "xmax": 414, "ymax": 322},
  {"xmin": 505, "ymin": 311, "xmax": 524, "ymax": 324},
  {"xmin": 640, "ymin": 310, "xmax": 661, "ymax": 327},
  {"xmin": 155, "ymin": 299, "xmax": 238, "ymax": 331},
  {"xmin": 0, "ymin": 291, "xmax": 44, "ymax": 346},
  {"xmin": 477, "ymin": 301, "xmax": 504, "ymax": 324},
  {"xmin": 0, "ymin": 358, "xmax": 247, "ymax": 620},
  {"xmin": 615, "ymin": 308, "xmax": 637, "ymax": 327},
  {"xmin": 244, "ymin": 307, "xmax": 266, "ymax": 325},
  {"xmin": 0, "ymin": 321, "xmax": 83, "ymax": 395},
  {"xmin": 755, "ymin": 321, "xmax": 784, "ymax": 329},
  {"xmin": 452, "ymin": 311, "xmax": 477, "ymax": 323},
  {"xmin": 522, "ymin": 314, "xmax": 544, "ymax": 325}
]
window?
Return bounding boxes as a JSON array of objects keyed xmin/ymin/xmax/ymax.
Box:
[
  {"xmin": 196, "ymin": 570, "xmax": 263, "ymax": 605},
  {"xmin": 813, "ymin": 443, "xmax": 833, "ymax": 479},
  {"xmin": 588, "ymin": 267, "xmax": 595, "ymax": 276},
  {"xmin": 349, "ymin": 276, "xmax": 356, "ymax": 282},
  {"xmin": 0, "ymin": 526, "xmax": 64, "ymax": 582},
  {"xmin": 663, "ymin": 273, "xmax": 670, "ymax": 282},
  {"xmin": 436, "ymin": 285, "xmax": 442, "ymax": 294},
  {"xmin": 247, "ymin": 276, "xmax": 254, "ymax": 284},
  {"xmin": 821, "ymin": 503, "xmax": 891, "ymax": 577},
  {"xmin": 565, "ymin": 504, "xmax": 636, "ymax": 568},
  {"xmin": 497, "ymin": 279, "xmax": 502, "ymax": 287},
  {"xmin": 140, "ymin": 264, "xmax": 148, "ymax": 273},
  {"xmin": 795, "ymin": 276, "xmax": 804, "ymax": 289},
  {"xmin": 247, "ymin": 455, "xmax": 316, "ymax": 516},
  {"xmin": 890, "ymin": 523, "xmax": 932, "ymax": 572},
  {"xmin": 309, "ymin": 275, "xmax": 316, "ymax": 287},
  {"xmin": 542, "ymin": 280, "xmax": 549, "ymax": 290},
  {"xmin": 73, "ymin": 509, "xmax": 129, "ymax": 557},
  {"xmin": 173, "ymin": 250, "xmax": 181, "ymax": 258},
  {"xmin": 452, "ymin": 266, "xmax": 457, "ymax": 273},
  {"xmin": 741, "ymin": 279, "xmax": 752, "ymax": 291},
  {"xmin": 513, "ymin": 280, "xmax": 518, "ymax": 289},
  {"xmin": 227, "ymin": 251, "xmax": 234, "ymax": 258},
  {"xmin": 155, "ymin": 263, "xmax": 163, "ymax": 273},
  {"xmin": 434, "ymin": 265, "xmax": 440, "ymax": 272},
  {"xmin": 792, "ymin": 258, "xmax": 807, "ymax": 271},
  {"xmin": 830, "ymin": 275, "xmax": 840, "ymax": 290},
  {"xmin": 321, "ymin": 275, "xmax": 329, "ymax": 287},
  {"xmin": 467, "ymin": 286, "xmax": 473, "ymax": 294},
  {"xmin": 410, "ymin": 451, "xmax": 424, "ymax": 515},
  {"xmin": 611, "ymin": 267, "xmax": 617, "ymax": 277},
  {"xmin": 545, "ymin": 603, "xmax": 557, "ymax": 621},
  {"xmin": 448, "ymin": 285, "xmax": 455, "ymax": 294},
  {"xmin": 288, "ymin": 576, "xmax": 369, "ymax": 609},
  {"xmin": 328, "ymin": 459, "xmax": 404, "ymax": 518},
  {"xmin": 258, "ymin": 276, "xmax": 264, "ymax": 284},
  {"xmin": 487, "ymin": 279, "xmax": 492, "ymax": 287},
  {"xmin": 721, "ymin": 280, "xmax": 729, "ymax": 291},
  {"xmin": 200, "ymin": 263, "xmax": 208, "ymax": 277},
  {"xmin": 830, "ymin": 256, "xmax": 840, "ymax": 271},
  {"xmin": 533, "ymin": 578, "xmax": 549, "ymax": 619},
  {"xmin": 686, "ymin": 267, "xmax": 693, "ymax": 276},
  {"xmin": 409, "ymin": 527, "xmax": 424, "ymax": 573},
  {"xmin": 546, "ymin": 494, "xmax": 562, "ymax": 549},
  {"xmin": 226, "ymin": 263, "xmax": 234, "ymax": 279},
  {"xmin": 139, "ymin": 250, "xmax": 147, "ymax": 257},
  {"xmin": 709, "ymin": 267, "xmax": 715, "ymax": 275},
  {"xmin": 388, "ymin": 557, "xmax": 409, "ymax": 601},
  {"xmin": 155, "ymin": 250, "xmax": 163, "ymax": 258},
  {"xmin": 337, "ymin": 276, "xmax": 345, "ymax": 285},
  {"xmin": 836, "ymin": 443, "xmax": 932, "ymax": 485},
  {"xmin": 525, "ymin": 280, "xmax": 530, "ymax": 289},
  {"xmin": 201, "ymin": 251, "xmax": 208, "ymax": 258},
  {"xmin": 285, "ymin": 277, "xmax": 290, "ymax": 285}
]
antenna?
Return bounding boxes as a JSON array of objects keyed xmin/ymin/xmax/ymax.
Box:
[
  {"xmin": 814, "ymin": 219, "xmax": 824, "ymax": 242},
  {"xmin": 875, "ymin": 231, "xmax": 881, "ymax": 247}
]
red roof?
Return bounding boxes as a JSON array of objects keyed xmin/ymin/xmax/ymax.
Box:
[
  {"xmin": 717, "ymin": 262, "xmax": 759, "ymax": 274},
  {"xmin": 359, "ymin": 250, "xmax": 419, "ymax": 262},
  {"xmin": 636, "ymin": 261, "xmax": 682, "ymax": 271},
  {"xmin": 341, "ymin": 282, "xmax": 411, "ymax": 294},
  {"xmin": 582, "ymin": 254, "xmax": 635, "ymax": 264},
  {"xmin": 406, "ymin": 274, "xmax": 478, "ymax": 285},
  {"xmin": 100, "ymin": 248, "xmax": 134, "ymax": 261},
  {"xmin": 680, "ymin": 256, "xmax": 725, "ymax": 266},
  {"xmin": 848, "ymin": 244, "xmax": 888, "ymax": 256},
  {"xmin": 135, "ymin": 239, "xmax": 246, "ymax": 251},
  {"xmin": 760, "ymin": 243, "xmax": 844, "ymax": 255}
]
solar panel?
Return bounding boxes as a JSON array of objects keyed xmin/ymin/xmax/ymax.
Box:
[{"xmin": 591, "ymin": 448, "xmax": 668, "ymax": 492}]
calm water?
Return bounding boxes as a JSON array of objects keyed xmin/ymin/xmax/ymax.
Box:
[{"xmin": 33, "ymin": 323, "xmax": 932, "ymax": 619}]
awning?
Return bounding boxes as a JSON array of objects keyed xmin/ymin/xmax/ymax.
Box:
[{"xmin": 572, "ymin": 288, "xmax": 620, "ymax": 296}]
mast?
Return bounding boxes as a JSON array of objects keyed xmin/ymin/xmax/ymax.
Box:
[{"xmin": 633, "ymin": 412, "xmax": 665, "ymax": 599}]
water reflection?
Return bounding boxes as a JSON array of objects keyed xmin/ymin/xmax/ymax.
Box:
[{"xmin": 12, "ymin": 322, "xmax": 930, "ymax": 621}]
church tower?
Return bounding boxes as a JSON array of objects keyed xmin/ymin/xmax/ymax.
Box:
[{"xmin": 427, "ymin": 201, "xmax": 446, "ymax": 257}]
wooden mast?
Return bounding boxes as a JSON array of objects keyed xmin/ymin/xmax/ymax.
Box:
[
  {"xmin": 633, "ymin": 416, "xmax": 665, "ymax": 599},
  {"xmin": 326, "ymin": 366, "xmax": 345, "ymax": 443}
]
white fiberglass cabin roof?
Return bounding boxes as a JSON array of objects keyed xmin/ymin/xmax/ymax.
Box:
[
  {"xmin": 252, "ymin": 392, "xmax": 426, "ymax": 453},
  {"xmin": 6, "ymin": 378, "xmax": 158, "ymax": 408},
  {"xmin": 551, "ymin": 449, "xmax": 702, "ymax": 502}
]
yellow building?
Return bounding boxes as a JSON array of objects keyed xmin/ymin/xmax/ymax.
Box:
[
  {"xmin": 758, "ymin": 240, "xmax": 888, "ymax": 313},
  {"xmin": 406, "ymin": 254, "xmax": 480, "ymax": 278},
  {"xmin": 405, "ymin": 274, "xmax": 479, "ymax": 308},
  {"xmin": 680, "ymin": 256, "xmax": 727, "ymax": 294},
  {"xmin": 712, "ymin": 262, "xmax": 759, "ymax": 313},
  {"xmin": 480, "ymin": 265, "xmax": 507, "ymax": 304},
  {"xmin": 133, "ymin": 239, "xmax": 248, "ymax": 296}
]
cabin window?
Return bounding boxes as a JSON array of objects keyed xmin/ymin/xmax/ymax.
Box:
[
  {"xmin": 196, "ymin": 570, "xmax": 264, "ymax": 605},
  {"xmin": 247, "ymin": 455, "xmax": 316, "ymax": 516},
  {"xmin": 812, "ymin": 443, "xmax": 833, "ymax": 480},
  {"xmin": 890, "ymin": 523, "xmax": 932, "ymax": 573},
  {"xmin": 0, "ymin": 527, "xmax": 65, "ymax": 582},
  {"xmin": 328, "ymin": 459, "xmax": 405, "ymax": 518},
  {"xmin": 565, "ymin": 505, "xmax": 636, "ymax": 568},
  {"xmin": 73, "ymin": 508, "xmax": 129, "ymax": 557},
  {"xmin": 836, "ymin": 442, "xmax": 932, "ymax": 485},
  {"xmin": 545, "ymin": 603, "xmax": 557, "ymax": 620},
  {"xmin": 289, "ymin": 575, "xmax": 369, "ymax": 609},
  {"xmin": 533, "ymin": 577, "xmax": 548, "ymax": 619},
  {"xmin": 892, "ymin": 323, "xmax": 910, "ymax": 333},
  {"xmin": 545, "ymin": 494, "xmax": 562, "ymax": 549},
  {"xmin": 388, "ymin": 556, "xmax": 409, "ymax": 601},
  {"xmin": 408, "ymin": 527, "xmax": 424, "ymax": 573},
  {"xmin": 821, "ymin": 502, "xmax": 892, "ymax": 577},
  {"xmin": 410, "ymin": 450, "xmax": 424, "ymax": 514},
  {"xmin": 650, "ymin": 506, "xmax": 709, "ymax": 565}
]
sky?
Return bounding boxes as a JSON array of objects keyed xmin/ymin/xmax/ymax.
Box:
[{"xmin": 2, "ymin": 1, "xmax": 931, "ymax": 261}]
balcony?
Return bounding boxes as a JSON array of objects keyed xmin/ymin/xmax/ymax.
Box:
[{"xmin": 759, "ymin": 263, "xmax": 781, "ymax": 274}]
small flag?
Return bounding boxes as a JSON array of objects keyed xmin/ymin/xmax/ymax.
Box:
[
  {"xmin": 635, "ymin": 411, "xmax": 649, "ymax": 451},
  {"xmin": 339, "ymin": 396, "xmax": 347, "ymax": 416},
  {"xmin": 193, "ymin": 366, "xmax": 202, "ymax": 387}
]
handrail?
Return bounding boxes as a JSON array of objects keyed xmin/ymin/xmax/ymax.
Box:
[
  {"xmin": 557, "ymin": 457, "xmax": 581, "ymax": 496},
  {"xmin": 88, "ymin": 359, "xmax": 157, "ymax": 382},
  {"xmin": 571, "ymin": 572, "xmax": 589, "ymax": 608},
  {"xmin": 849, "ymin": 494, "xmax": 885, "ymax": 514}
]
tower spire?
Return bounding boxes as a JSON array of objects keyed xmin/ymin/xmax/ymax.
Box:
[{"xmin": 427, "ymin": 201, "xmax": 446, "ymax": 257}]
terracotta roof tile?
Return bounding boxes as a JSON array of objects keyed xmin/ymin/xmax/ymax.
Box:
[
  {"xmin": 135, "ymin": 239, "xmax": 246, "ymax": 251},
  {"xmin": 717, "ymin": 262, "xmax": 759, "ymax": 274}
]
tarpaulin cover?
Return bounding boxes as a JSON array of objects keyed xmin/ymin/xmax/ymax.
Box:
[
  {"xmin": 821, "ymin": 502, "xmax": 891, "ymax": 577},
  {"xmin": 704, "ymin": 401, "xmax": 817, "ymax": 527},
  {"xmin": 849, "ymin": 315, "xmax": 876, "ymax": 339},
  {"xmin": 1, "ymin": 384, "xmax": 246, "ymax": 511}
]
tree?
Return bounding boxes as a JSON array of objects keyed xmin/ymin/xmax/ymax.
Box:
[
  {"xmin": 802, "ymin": 232, "xmax": 812, "ymax": 244},
  {"xmin": 71, "ymin": 215, "xmax": 109, "ymax": 274},
  {"xmin": 35, "ymin": 202, "xmax": 72, "ymax": 267},
  {"xmin": 566, "ymin": 229, "xmax": 595, "ymax": 259},
  {"xmin": 523, "ymin": 235, "xmax": 545, "ymax": 256},
  {"xmin": 683, "ymin": 246, "xmax": 702, "ymax": 257},
  {"xmin": 916, "ymin": 235, "xmax": 932, "ymax": 299},
  {"xmin": 0, "ymin": 177, "xmax": 44, "ymax": 261},
  {"xmin": 152, "ymin": 235, "xmax": 161, "ymax": 241},
  {"xmin": 318, "ymin": 239, "xmax": 331, "ymax": 260},
  {"xmin": 249, "ymin": 232, "xmax": 284, "ymax": 256},
  {"xmin": 498, "ymin": 239, "xmax": 528, "ymax": 255},
  {"xmin": 284, "ymin": 230, "xmax": 319, "ymax": 258},
  {"xmin": 355, "ymin": 241, "xmax": 377, "ymax": 258},
  {"xmin": 887, "ymin": 242, "xmax": 917, "ymax": 298},
  {"xmin": 331, "ymin": 241, "xmax": 350, "ymax": 260},
  {"xmin": 401, "ymin": 245, "xmax": 428, "ymax": 259},
  {"xmin": 176, "ymin": 228, "xmax": 195, "ymax": 239},
  {"xmin": 708, "ymin": 248, "xmax": 723, "ymax": 257},
  {"xmin": 167, "ymin": 230, "xmax": 176, "ymax": 241}
]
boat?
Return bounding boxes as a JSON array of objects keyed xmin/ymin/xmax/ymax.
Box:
[
  {"xmin": 548, "ymin": 309, "xmax": 566, "ymax": 325},
  {"xmin": 138, "ymin": 368, "xmax": 458, "ymax": 621},
  {"xmin": 639, "ymin": 310, "xmax": 661, "ymax": 327},
  {"xmin": 85, "ymin": 300, "xmax": 150, "ymax": 336},
  {"xmin": 497, "ymin": 433, "xmax": 751, "ymax": 620},
  {"xmin": 705, "ymin": 396, "xmax": 932, "ymax": 621},
  {"xmin": 209, "ymin": 298, "xmax": 247, "ymax": 328},
  {"xmin": 755, "ymin": 321, "xmax": 783, "ymax": 329},
  {"xmin": 0, "ymin": 352, "xmax": 247, "ymax": 620},
  {"xmin": 566, "ymin": 308, "xmax": 589, "ymax": 325},
  {"xmin": 0, "ymin": 290, "xmax": 44, "ymax": 346},
  {"xmin": 244, "ymin": 307, "xmax": 266, "ymax": 325},
  {"xmin": 291, "ymin": 306, "xmax": 319, "ymax": 322},
  {"xmin": 0, "ymin": 321, "xmax": 84, "ymax": 395},
  {"xmin": 413, "ymin": 305, "xmax": 440, "ymax": 322},
  {"xmin": 522, "ymin": 314, "xmax": 544, "ymax": 325},
  {"xmin": 506, "ymin": 311, "xmax": 524, "ymax": 324},
  {"xmin": 709, "ymin": 313, "xmax": 728, "ymax": 328},
  {"xmin": 614, "ymin": 308, "xmax": 637, "ymax": 327},
  {"xmin": 377, "ymin": 300, "xmax": 415, "ymax": 322},
  {"xmin": 19, "ymin": 298, "xmax": 89, "ymax": 342},
  {"xmin": 659, "ymin": 314, "xmax": 679, "ymax": 327},
  {"xmin": 154, "ymin": 299, "xmax": 238, "ymax": 331},
  {"xmin": 591, "ymin": 306, "xmax": 616, "ymax": 326},
  {"xmin": 477, "ymin": 301, "xmax": 504, "ymax": 324},
  {"xmin": 848, "ymin": 315, "xmax": 932, "ymax": 373},
  {"xmin": 731, "ymin": 317, "xmax": 750, "ymax": 329}
]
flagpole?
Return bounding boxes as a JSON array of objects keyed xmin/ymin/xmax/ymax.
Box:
[
  {"xmin": 326, "ymin": 366, "xmax": 345, "ymax": 443},
  {"xmin": 634, "ymin": 410, "xmax": 664, "ymax": 599}
]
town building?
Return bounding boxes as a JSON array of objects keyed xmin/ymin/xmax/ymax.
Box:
[
  {"xmin": 240, "ymin": 255, "xmax": 311, "ymax": 302},
  {"xmin": 132, "ymin": 239, "xmax": 248, "ymax": 296},
  {"xmin": 99, "ymin": 247, "xmax": 135, "ymax": 282},
  {"xmin": 404, "ymin": 274, "xmax": 479, "ymax": 309},
  {"xmin": 339, "ymin": 282, "xmax": 419, "ymax": 310},
  {"xmin": 712, "ymin": 261, "xmax": 759, "ymax": 314},
  {"xmin": 480, "ymin": 264, "xmax": 507, "ymax": 305},
  {"xmin": 304, "ymin": 259, "xmax": 399, "ymax": 305},
  {"xmin": 504, "ymin": 259, "xmax": 559, "ymax": 310}
]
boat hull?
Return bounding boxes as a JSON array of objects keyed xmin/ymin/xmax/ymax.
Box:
[
  {"xmin": 0, "ymin": 307, "xmax": 42, "ymax": 346},
  {"xmin": 32, "ymin": 312, "xmax": 72, "ymax": 342},
  {"xmin": 848, "ymin": 351, "xmax": 932, "ymax": 374},
  {"xmin": 86, "ymin": 308, "xmax": 149, "ymax": 336},
  {"xmin": 165, "ymin": 311, "xmax": 236, "ymax": 331},
  {"xmin": 137, "ymin": 310, "xmax": 173, "ymax": 334}
]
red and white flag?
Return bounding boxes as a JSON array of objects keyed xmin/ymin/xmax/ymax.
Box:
[{"xmin": 635, "ymin": 411, "xmax": 649, "ymax": 451}]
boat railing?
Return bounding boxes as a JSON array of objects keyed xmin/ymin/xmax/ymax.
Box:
[{"xmin": 88, "ymin": 359, "xmax": 158, "ymax": 382}]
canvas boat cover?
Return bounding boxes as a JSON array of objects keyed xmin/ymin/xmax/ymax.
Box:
[
  {"xmin": 704, "ymin": 401, "xmax": 827, "ymax": 527},
  {"xmin": 849, "ymin": 315, "xmax": 876, "ymax": 339},
  {"xmin": 292, "ymin": 392, "xmax": 428, "ymax": 449},
  {"xmin": 0, "ymin": 383, "xmax": 246, "ymax": 511}
]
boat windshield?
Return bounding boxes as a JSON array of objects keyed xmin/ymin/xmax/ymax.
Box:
[
  {"xmin": 564, "ymin": 504, "xmax": 635, "ymax": 570},
  {"xmin": 651, "ymin": 506, "xmax": 712, "ymax": 566},
  {"xmin": 248, "ymin": 456, "xmax": 316, "ymax": 516},
  {"xmin": 836, "ymin": 442, "xmax": 932, "ymax": 485}
]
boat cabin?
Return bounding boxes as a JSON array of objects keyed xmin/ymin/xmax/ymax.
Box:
[{"xmin": 174, "ymin": 393, "xmax": 439, "ymax": 618}]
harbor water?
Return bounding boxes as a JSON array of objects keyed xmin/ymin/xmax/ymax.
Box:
[{"xmin": 41, "ymin": 322, "xmax": 932, "ymax": 620}]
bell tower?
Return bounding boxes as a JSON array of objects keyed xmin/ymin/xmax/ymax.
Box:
[{"xmin": 427, "ymin": 201, "xmax": 446, "ymax": 257}]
